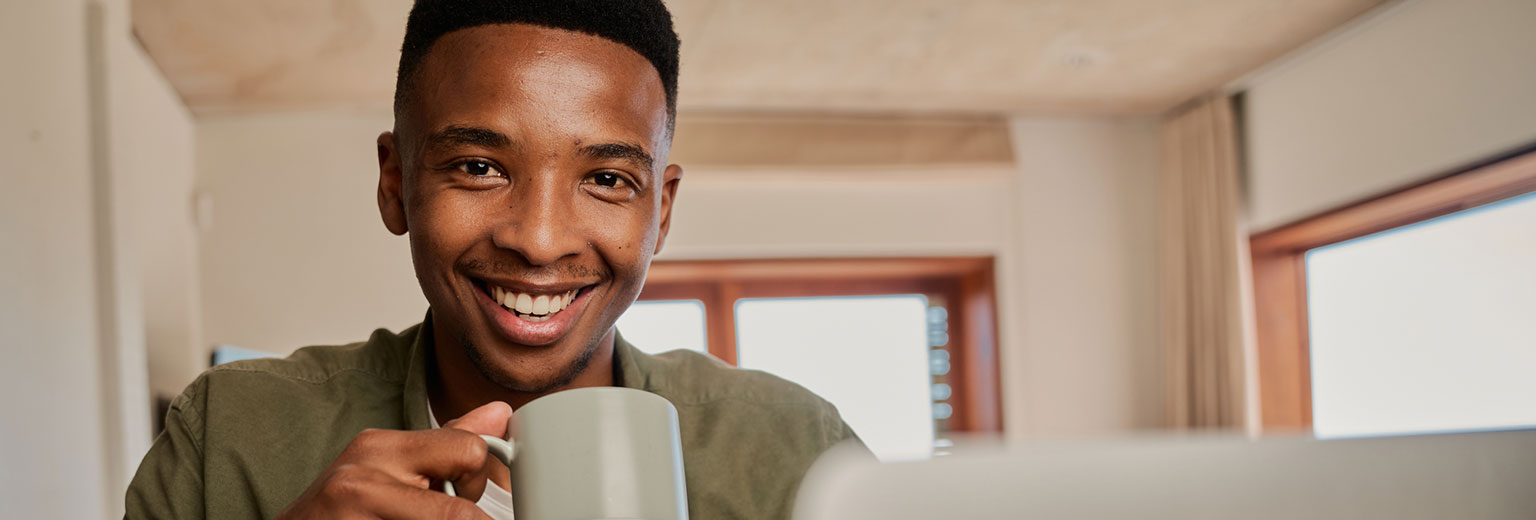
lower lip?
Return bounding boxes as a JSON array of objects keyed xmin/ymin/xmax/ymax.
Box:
[{"xmin": 474, "ymin": 284, "xmax": 594, "ymax": 347}]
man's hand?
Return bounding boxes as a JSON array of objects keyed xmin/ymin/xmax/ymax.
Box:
[{"xmin": 275, "ymin": 402, "xmax": 513, "ymax": 519}]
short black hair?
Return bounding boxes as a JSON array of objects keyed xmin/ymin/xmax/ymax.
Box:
[{"xmin": 395, "ymin": 0, "xmax": 680, "ymax": 125}]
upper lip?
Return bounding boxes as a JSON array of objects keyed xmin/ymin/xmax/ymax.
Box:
[{"xmin": 472, "ymin": 276, "xmax": 597, "ymax": 295}]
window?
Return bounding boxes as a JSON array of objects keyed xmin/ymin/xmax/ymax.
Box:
[
  {"xmin": 1305, "ymin": 192, "xmax": 1536, "ymax": 438},
  {"xmin": 615, "ymin": 257, "xmax": 1002, "ymax": 460},
  {"xmin": 615, "ymin": 299, "xmax": 708, "ymax": 355},
  {"xmin": 1250, "ymin": 147, "xmax": 1536, "ymax": 435}
]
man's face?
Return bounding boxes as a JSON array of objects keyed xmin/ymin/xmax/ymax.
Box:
[{"xmin": 377, "ymin": 24, "xmax": 680, "ymax": 392}]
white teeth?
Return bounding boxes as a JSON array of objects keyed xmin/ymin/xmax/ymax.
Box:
[{"xmin": 490, "ymin": 285, "xmax": 581, "ymax": 317}]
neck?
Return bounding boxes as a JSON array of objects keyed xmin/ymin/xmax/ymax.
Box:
[{"xmin": 426, "ymin": 318, "xmax": 616, "ymax": 421}]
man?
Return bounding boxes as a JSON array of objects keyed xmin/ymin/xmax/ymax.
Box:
[{"xmin": 125, "ymin": 1, "xmax": 858, "ymax": 518}]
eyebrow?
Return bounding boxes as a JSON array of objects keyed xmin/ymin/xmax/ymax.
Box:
[
  {"xmin": 579, "ymin": 142, "xmax": 656, "ymax": 176},
  {"xmin": 422, "ymin": 125, "xmax": 513, "ymax": 153}
]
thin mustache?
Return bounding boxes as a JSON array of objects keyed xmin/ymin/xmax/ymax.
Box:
[{"xmin": 459, "ymin": 258, "xmax": 609, "ymax": 281}]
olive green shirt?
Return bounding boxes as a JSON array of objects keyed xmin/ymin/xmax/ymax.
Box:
[{"xmin": 125, "ymin": 318, "xmax": 858, "ymax": 519}]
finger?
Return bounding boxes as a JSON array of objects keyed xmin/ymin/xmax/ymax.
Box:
[
  {"xmin": 452, "ymin": 444, "xmax": 515, "ymax": 503},
  {"xmin": 442, "ymin": 401, "xmax": 513, "ymax": 438},
  {"xmin": 447, "ymin": 458, "xmax": 493, "ymax": 502},
  {"xmin": 363, "ymin": 480, "xmax": 491, "ymax": 520},
  {"xmin": 346, "ymin": 428, "xmax": 490, "ymax": 487}
]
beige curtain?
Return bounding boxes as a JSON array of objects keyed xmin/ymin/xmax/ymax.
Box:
[{"xmin": 1158, "ymin": 95, "xmax": 1254, "ymax": 430}]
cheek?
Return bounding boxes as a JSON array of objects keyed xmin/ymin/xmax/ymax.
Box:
[
  {"xmin": 580, "ymin": 206, "xmax": 658, "ymax": 306},
  {"xmin": 406, "ymin": 187, "xmax": 488, "ymax": 274},
  {"xmin": 593, "ymin": 204, "xmax": 659, "ymax": 265}
]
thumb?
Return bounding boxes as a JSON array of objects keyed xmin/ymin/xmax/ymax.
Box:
[{"xmin": 442, "ymin": 401, "xmax": 512, "ymax": 438}]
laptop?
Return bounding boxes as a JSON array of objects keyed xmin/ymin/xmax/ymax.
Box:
[{"xmin": 793, "ymin": 429, "xmax": 1536, "ymax": 519}]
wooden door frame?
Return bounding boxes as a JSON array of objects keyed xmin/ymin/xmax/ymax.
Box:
[
  {"xmin": 1250, "ymin": 146, "xmax": 1536, "ymax": 432},
  {"xmin": 636, "ymin": 256, "xmax": 1004, "ymax": 433}
]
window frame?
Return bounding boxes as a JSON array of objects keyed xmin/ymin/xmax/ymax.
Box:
[
  {"xmin": 1249, "ymin": 146, "xmax": 1536, "ymax": 433},
  {"xmin": 636, "ymin": 256, "xmax": 1003, "ymax": 433}
]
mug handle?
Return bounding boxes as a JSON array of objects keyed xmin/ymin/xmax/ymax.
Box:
[{"xmin": 443, "ymin": 434, "xmax": 517, "ymax": 498}]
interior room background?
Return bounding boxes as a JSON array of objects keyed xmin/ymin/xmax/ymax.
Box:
[{"xmin": 4, "ymin": 0, "xmax": 1535, "ymax": 517}]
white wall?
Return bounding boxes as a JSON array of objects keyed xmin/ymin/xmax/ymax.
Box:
[
  {"xmin": 1006, "ymin": 117, "xmax": 1164, "ymax": 437},
  {"xmin": 1244, "ymin": 0, "xmax": 1536, "ymax": 230},
  {"xmin": 0, "ymin": 3, "xmax": 111, "ymax": 517},
  {"xmin": 1, "ymin": 0, "xmax": 189, "ymax": 516},
  {"xmin": 96, "ymin": 0, "xmax": 191, "ymax": 506},
  {"xmin": 196, "ymin": 112, "xmax": 426, "ymax": 355},
  {"xmin": 661, "ymin": 167, "xmax": 1015, "ymax": 260},
  {"xmin": 106, "ymin": 0, "xmax": 204, "ymax": 401}
]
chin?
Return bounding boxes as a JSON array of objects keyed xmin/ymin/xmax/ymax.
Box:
[{"xmin": 460, "ymin": 331, "xmax": 601, "ymax": 394}]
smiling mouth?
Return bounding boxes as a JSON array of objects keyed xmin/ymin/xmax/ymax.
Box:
[{"xmin": 480, "ymin": 282, "xmax": 584, "ymax": 322}]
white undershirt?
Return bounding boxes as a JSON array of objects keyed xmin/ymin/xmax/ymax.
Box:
[{"xmin": 428, "ymin": 410, "xmax": 517, "ymax": 520}]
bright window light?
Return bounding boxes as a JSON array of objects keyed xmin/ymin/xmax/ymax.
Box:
[
  {"xmin": 1306, "ymin": 191, "xmax": 1536, "ymax": 439},
  {"xmin": 210, "ymin": 344, "xmax": 277, "ymax": 366},
  {"xmin": 735, "ymin": 295, "xmax": 934, "ymax": 461},
  {"xmin": 615, "ymin": 300, "xmax": 708, "ymax": 355}
]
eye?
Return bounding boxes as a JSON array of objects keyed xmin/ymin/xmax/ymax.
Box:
[
  {"xmin": 590, "ymin": 172, "xmax": 627, "ymax": 188},
  {"xmin": 456, "ymin": 160, "xmax": 502, "ymax": 177}
]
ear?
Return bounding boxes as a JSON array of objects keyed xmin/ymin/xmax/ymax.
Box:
[
  {"xmin": 653, "ymin": 163, "xmax": 683, "ymax": 254},
  {"xmin": 377, "ymin": 131, "xmax": 409, "ymax": 236}
]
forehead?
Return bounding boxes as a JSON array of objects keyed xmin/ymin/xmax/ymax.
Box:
[{"xmin": 403, "ymin": 24, "xmax": 669, "ymax": 146}]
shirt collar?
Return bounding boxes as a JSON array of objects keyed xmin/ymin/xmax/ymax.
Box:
[
  {"xmin": 613, "ymin": 330, "xmax": 653, "ymax": 392},
  {"xmin": 401, "ymin": 311, "xmax": 435, "ymax": 431}
]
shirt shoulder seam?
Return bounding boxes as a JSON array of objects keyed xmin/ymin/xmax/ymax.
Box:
[{"xmin": 169, "ymin": 379, "xmax": 208, "ymax": 457}]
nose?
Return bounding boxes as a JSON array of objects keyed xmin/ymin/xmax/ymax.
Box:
[{"xmin": 490, "ymin": 177, "xmax": 586, "ymax": 266}]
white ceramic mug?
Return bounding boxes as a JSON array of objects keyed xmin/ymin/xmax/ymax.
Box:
[{"xmin": 444, "ymin": 387, "xmax": 689, "ymax": 520}]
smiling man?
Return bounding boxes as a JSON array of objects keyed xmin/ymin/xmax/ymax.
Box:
[{"xmin": 125, "ymin": 1, "xmax": 857, "ymax": 519}]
